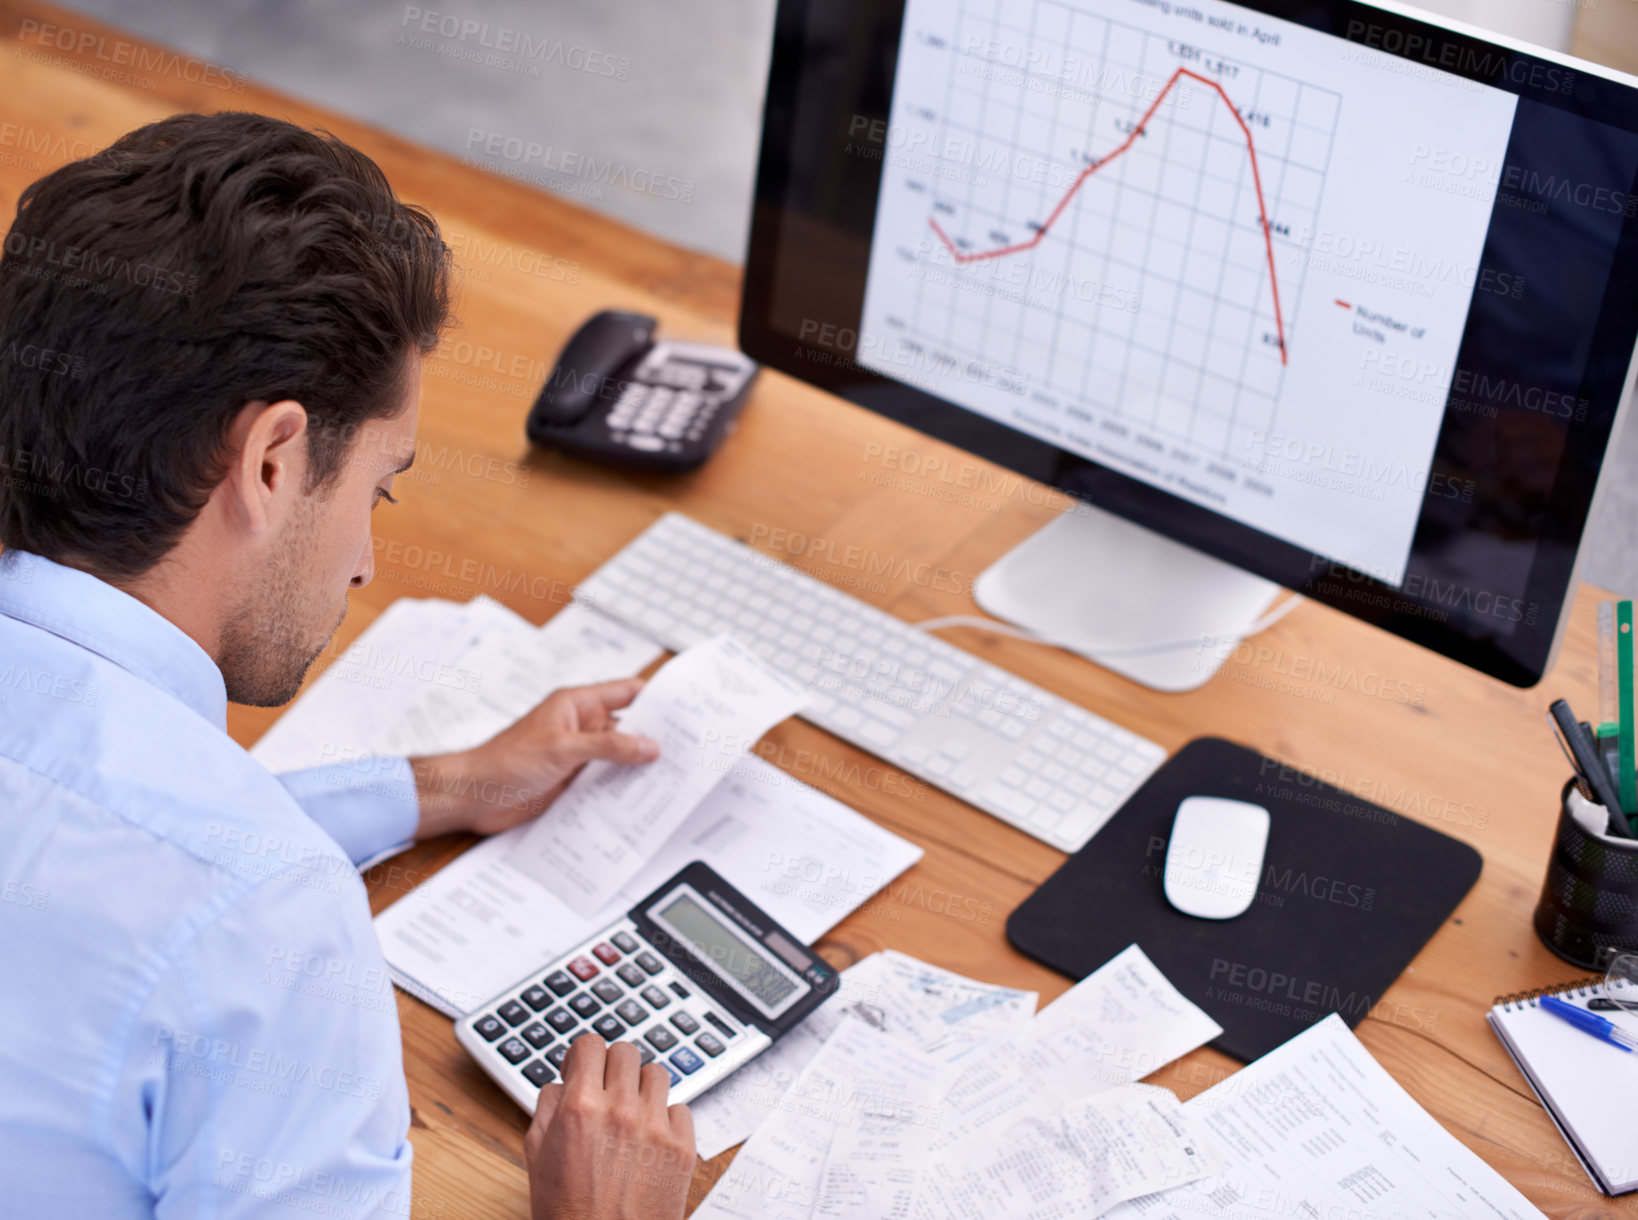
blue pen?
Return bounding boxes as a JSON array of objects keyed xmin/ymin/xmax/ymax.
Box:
[{"xmin": 1540, "ymin": 995, "xmax": 1638, "ymax": 1052}]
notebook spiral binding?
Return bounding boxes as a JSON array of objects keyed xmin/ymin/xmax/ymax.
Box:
[{"xmin": 1496, "ymin": 977, "xmax": 1602, "ymax": 1011}]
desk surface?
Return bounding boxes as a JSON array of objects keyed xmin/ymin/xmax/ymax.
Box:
[{"xmin": 1, "ymin": 3, "xmax": 1630, "ymax": 1214}]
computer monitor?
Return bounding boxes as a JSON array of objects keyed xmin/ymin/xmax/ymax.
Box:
[{"xmin": 739, "ymin": 0, "xmax": 1638, "ymax": 689}]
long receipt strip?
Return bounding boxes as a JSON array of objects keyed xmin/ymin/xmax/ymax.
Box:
[
  {"xmin": 694, "ymin": 945, "xmax": 1227, "ymax": 1219},
  {"xmin": 501, "ymin": 633, "xmax": 809, "ymax": 915},
  {"xmin": 1105, "ymin": 1015, "xmax": 1547, "ymax": 1220},
  {"xmin": 251, "ymin": 598, "xmax": 922, "ymax": 1015}
]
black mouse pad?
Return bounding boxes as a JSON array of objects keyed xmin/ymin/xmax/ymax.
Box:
[{"xmin": 1007, "ymin": 737, "xmax": 1483, "ymax": 1061}]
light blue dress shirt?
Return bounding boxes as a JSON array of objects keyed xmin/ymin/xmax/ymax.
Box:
[{"xmin": 0, "ymin": 551, "xmax": 425, "ymax": 1218}]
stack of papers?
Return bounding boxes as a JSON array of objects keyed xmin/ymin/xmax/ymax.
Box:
[
  {"xmin": 251, "ymin": 596, "xmax": 923, "ymax": 1016},
  {"xmin": 692, "ymin": 945, "xmax": 1226, "ymax": 1219},
  {"xmin": 690, "ymin": 945, "xmax": 1549, "ymax": 1220}
]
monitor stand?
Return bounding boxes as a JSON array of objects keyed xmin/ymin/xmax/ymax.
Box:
[{"xmin": 972, "ymin": 506, "xmax": 1280, "ymax": 693}]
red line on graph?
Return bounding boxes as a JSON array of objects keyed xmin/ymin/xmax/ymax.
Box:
[{"xmin": 927, "ymin": 65, "xmax": 1289, "ymax": 364}]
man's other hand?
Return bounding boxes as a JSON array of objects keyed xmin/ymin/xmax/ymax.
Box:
[
  {"xmin": 409, "ymin": 678, "xmax": 659, "ymax": 838},
  {"xmin": 527, "ymin": 1035, "xmax": 695, "ymax": 1220}
]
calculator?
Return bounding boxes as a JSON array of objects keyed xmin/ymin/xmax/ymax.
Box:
[
  {"xmin": 526, "ymin": 309, "xmax": 758, "ymax": 471},
  {"xmin": 454, "ymin": 862, "xmax": 839, "ymax": 1112}
]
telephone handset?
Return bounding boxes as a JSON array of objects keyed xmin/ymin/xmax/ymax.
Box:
[{"xmin": 526, "ymin": 310, "xmax": 758, "ymax": 470}]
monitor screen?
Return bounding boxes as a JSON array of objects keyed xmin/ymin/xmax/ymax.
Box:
[{"xmin": 740, "ymin": 0, "xmax": 1638, "ymax": 685}]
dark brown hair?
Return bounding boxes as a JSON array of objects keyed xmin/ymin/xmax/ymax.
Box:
[{"xmin": 0, "ymin": 111, "xmax": 452, "ymax": 579}]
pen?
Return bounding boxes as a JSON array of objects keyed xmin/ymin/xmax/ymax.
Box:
[
  {"xmin": 1619, "ymin": 600, "xmax": 1636, "ymax": 815},
  {"xmin": 1549, "ymin": 700, "xmax": 1635, "ymax": 838},
  {"xmin": 1541, "ymin": 995, "xmax": 1638, "ymax": 1052}
]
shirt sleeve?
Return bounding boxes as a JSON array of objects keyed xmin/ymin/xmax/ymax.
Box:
[
  {"xmin": 276, "ymin": 756, "xmax": 420, "ymax": 868},
  {"xmin": 115, "ymin": 869, "xmax": 415, "ymax": 1219}
]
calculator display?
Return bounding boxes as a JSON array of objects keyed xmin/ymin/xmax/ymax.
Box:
[{"xmin": 657, "ymin": 892, "xmax": 799, "ymax": 1012}]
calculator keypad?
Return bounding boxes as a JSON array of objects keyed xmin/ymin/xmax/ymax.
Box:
[{"xmin": 466, "ymin": 918, "xmax": 751, "ymax": 1105}]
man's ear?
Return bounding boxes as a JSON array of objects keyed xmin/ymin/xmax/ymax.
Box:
[{"xmin": 224, "ymin": 399, "xmax": 310, "ymax": 537}]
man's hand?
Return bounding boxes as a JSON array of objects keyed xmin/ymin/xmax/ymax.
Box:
[
  {"xmin": 527, "ymin": 1035, "xmax": 695, "ymax": 1220},
  {"xmin": 408, "ymin": 678, "xmax": 659, "ymax": 838}
]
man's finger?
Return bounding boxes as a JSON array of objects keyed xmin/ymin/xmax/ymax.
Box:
[
  {"xmin": 573, "ymin": 729, "xmax": 659, "ymax": 766},
  {"xmin": 570, "ymin": 677, "xmax": 646, "ymax": 716},
  {"xmin": 667, "ymin": 1101, "xmax": 696, "ymax": 1153},
  {"xmin": 638, "ymin": 1060, "xmax": 673, "ymax": 1113},
  {"xmin": 562, "ymin": 1032, "xmax": 608, "ymax": 1095},
  {"xmin": 532, "ymin": 1081, "xmax": 565, "ymax": 1130},
  {"xmin": 604, "ymin": 1039, "xmax": 643, "ymax": 1102}
]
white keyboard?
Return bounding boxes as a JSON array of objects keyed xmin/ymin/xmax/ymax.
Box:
[{"xmin": 576, "ymin": 513, "xmax": 1167, "ymax": 852}]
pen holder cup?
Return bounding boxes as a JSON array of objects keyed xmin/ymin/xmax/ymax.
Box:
[{"xmin": 1533, "ymin": 778, "xmax": 1638, "ymax": 970}]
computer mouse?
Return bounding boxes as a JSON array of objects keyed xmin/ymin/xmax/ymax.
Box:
[{"xmin": 1162, "ymin": 796, "xmax": 1270, "ymax": 919}]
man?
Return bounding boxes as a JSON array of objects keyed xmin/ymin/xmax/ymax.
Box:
[{"xmin": 0, "ymin": 112, "xmax": 694, "ymax": 1217}]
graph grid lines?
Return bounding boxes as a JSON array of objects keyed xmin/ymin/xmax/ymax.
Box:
[{"xmin": 911, "ymin": 0, "xmax": 1340, "ymax": 459}]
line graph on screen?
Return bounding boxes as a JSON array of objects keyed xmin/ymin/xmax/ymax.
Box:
[
  {"xmin": 927, "ymin": 64, "xmax": 1290, "ymax": 363},
  {"xmin": 878, "ymin": 0, "xmax": 1340, "ymax": 456}
]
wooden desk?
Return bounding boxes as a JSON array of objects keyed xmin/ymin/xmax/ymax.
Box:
[{"xmin": 1, "ymin": 4, "xmax": 1630, "ymax": 1214}]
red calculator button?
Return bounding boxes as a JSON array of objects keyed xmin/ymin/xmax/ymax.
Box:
[
  {"xmin": 592, "ymin": 942, "xmax": 621, "ymax": 965},
  {"xmin": 567, "ymin": 956, "xmax": 600, "ymax": 981}
]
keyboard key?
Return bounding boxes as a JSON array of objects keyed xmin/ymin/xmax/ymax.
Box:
[
  {"xmin": 695, "ymin": 1032, "xmax": 725, "ymax": 1058},
  {"xmin": 592, "ymin": 942, "xmax": 621, "ymax": 966},
  {"xmin": 498, "ymin": 1000, "xmax": 530, "ymax": 1027},
  {"xmin": 670, "ymin": 1047, "xmax": 705, "ymax": 1076},
  {"xmin": 591, "ymin": 980, "xmax": 623, "ymax": 1004},
  {"xmin": 644, "ymin": 1026, "xmax": 678, "ymax": 1052},
  {"xmin": 638, "ymin": 1044, "xmax": 656, "ymax": 1065},
  {"xmin": 860, "ymin": 720, "xmax": 896, "ymax": 748},
  {"xmin": 567, "ymin": 956, "xmax": 600, "ymax": 981},
  {"xmin": 545, "ymin": 1007, "xmax": 578, "ymax": 1035},
  {"xmin": 497, "ymin": 1037, "xmax": 531, "ymax": 1065},
  {"xmin": 670, "ymin": 1012, "xmax": 700, "ymax": 1035},
  {"xmin": 615, "ymin": 1000, "xmax": 647, "ymax": 1026},
  {"xmin": 473, "ymin": 1015, "xmax": 506, "ymax": 1042},
  {"xmin": 592, "ymin": 1015, "xmax": 625, "ymax": 1040},
  {"xmin": 636, "ymin": 952, "xmax": 665, "ymax": 975},
  {"xmin": 521, "ymin": 986, "xmax": 552, "ymax": 1011},
  {"xmin": 703, "ymin": 1011, "xmax": 737, "ymax": 1039},
  {"xmin": 612, "ymin": 932, "xmax": 640, "ymax": 954},
  {"xmin": 544, "ymin": 971, "xmax": 577, "ymax": 996},
  {"xmin": 663, "ymin": 1061, "xmax": 680, "ymax": 1086},
  {"xmin": 669, "ymin": 981, "xmax": 691, "ymax": 999},
  {"xmin": 568, "ymin": 993, "xmax": 601, "ymax": 1020},
  {"xmin": 521, "ymin": 1022, "xmax": 553, "ymax": 1050},
  {"xmin": 641, "ymin": 985, "xmax": 671, "ymax": 1009},
  {"xmin": 522, "ymin": 1059, "xmax": 556, "ymax": 1088},
  {"xmin": 616, "ymin": 963, "xmax": 647, "ymax": 987},
  {"xmin": 546, "ymin": 1044, "xmax": 569, "ymax": 1068}
]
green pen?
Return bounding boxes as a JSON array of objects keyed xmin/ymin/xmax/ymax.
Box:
[{"xmin": 1599, "ymin": 601, "xmax": 1622, "ymax": 784}]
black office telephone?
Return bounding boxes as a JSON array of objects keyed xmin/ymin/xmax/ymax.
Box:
[{"xmin": 526, "ymin": 310, "xmax": 758, "ymax": 470}]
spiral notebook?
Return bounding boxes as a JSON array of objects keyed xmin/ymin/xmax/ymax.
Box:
[{"xmin": 1488, "ymin": 978, "xmax": 1638, "ymax": 1195}]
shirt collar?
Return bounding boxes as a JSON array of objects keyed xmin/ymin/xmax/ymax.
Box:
[{"xmin": 0, "ymin": 550, "xmax": 228, "ymax": 728}]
